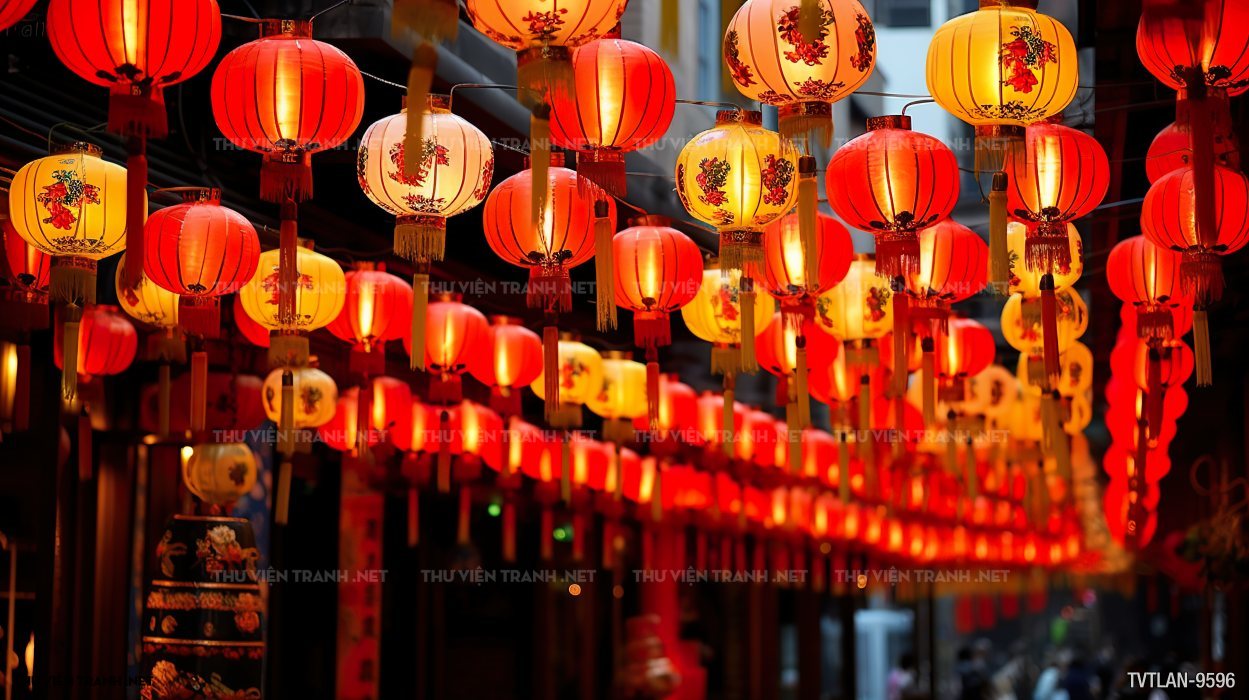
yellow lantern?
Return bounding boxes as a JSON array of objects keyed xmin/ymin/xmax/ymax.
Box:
[
  {"xmin": 681, "ymin": 262, "xmax": 775, "ymax": 375},
  {"xmin": 114, "ymin": 253, "xmax": 178, "ymax": 329},
  {"xmin": 7, "ymin": 142, "xmax": 132, "ymax": 304},
  {"xmin": 968, "ymin": 364, "xmax": 1018, "ymax": 432},
  {"xmin": 724, "ymin": 0, "xmax": 876, "ymax": 149},
  {"xmin": 239, "ymin": 245, "xmax": 346, "ymax": 334},
  {"xmin": 1001, "ymin": 288, "xmax": 1087, "ymax": 369},
  {"xmin": 587, "ymin": 351, "xmax": 647, "ymax": 441},
  {"xmin": 926, "ymin": 0, "xmax": 1078, "ymax": 290},
  {"xmin": 1006, "ymin": 221, "xmax": 1082, "ymax": 297},
  {"xmin": 183, "ymin": 442, "xmax": 258, "ymax": 506},
  {"xmin": 1017, "ymin": 339, "xmax": 1093, "ymax": 398},
  {"xmin": 814, "ymin": 254, "xmax": 891, "ymax": 360},
  {"xmin": 530, "ymin": 334, "xmax": 604, "ymax": 423},
  {"xmin": 262, "ymin": 366, "xmax": 338, "ymax": 428}
]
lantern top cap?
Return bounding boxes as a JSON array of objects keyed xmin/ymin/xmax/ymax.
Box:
[
  {"xmin": 716, "ymin": 110, "xmax": 763, "ymax": 126},
  {"xmin": 602, "ymin": 349, "xmax": 631, "ymax": 360},
  {"xmin": 180, "ymin": 187, "xmax": 223, "ymax": 204},
  {"xmin": 558, "ymin": 331, "xmax": 580, "ymax": 342},
  {"xmin": 402, "ymin": 94, "xmax": 451, "ymax": 113},
  {"xmin": 53, "ymin": 141, "xmax": 102, "ymax": 157},
  {"xmin": 628, "ymin": 214, "xmax": 675, "ymax": 228},
  {"xmin": 522, "ymin": 152, "xmax": 566, "ymax": 169},
  {"xmin": 260, "ymin": 19, "xmax": 313, "ymax": 38},
  {"xmin": 866, "ymin": 115, "xmax": 911, "ymax": 131},
  {"xmin": 434, "ymin": 291, "xmax": 463, "ymax": 303},
  {"xmin": 979, "ymin": 0, "xmax": 1038, "ymax": 9},
  {"xmin": 489, "ymin": 314, "xmax": 521, "ymax": 325}
]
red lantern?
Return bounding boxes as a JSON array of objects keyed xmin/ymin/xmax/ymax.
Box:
[
  {"xmin": 1145, "ymin": 119, "xmax": 1240, "ymax": 183},
  {"xmin": 756, "ymin": 311, "xmax": 840, "ymax": 452},
  {"xmin": 826, "ymin": 115, "xmax": 959, "ymax": 278},
  {"xmin": 319, "ymin": 377, "xmax": 413, "ymax": 453},
  {"xmin": 1136, "ymin": 1, "xmax": 1249, "ymax": 97},
  {"xmin": 143, "ymin": 188, "xmax": 260, "ymax": 335},
  {"xmin": 761, "ymin": 212, "xmax": 854, "ymax": 315},
  {"xmin": 467, "ymin": 316, "xmax": 544, "ymax": 416},
  {"xmin": 0, "ymin": 0, "xmax": 36, "ymax": 30},
  {"xmin": 211, "ymin": 19, "xmax": 364, "ymax": 202},
  {"xmin": 550, "ymin": 34, "xmax": 676, "ymax": 196},
  {"xmin": 935, "ymin": 318, "xmax": 996, "ymax": 403},
  {"xmin": 904, "ymin": 219, "xmax": 988, "ymax": 323},
  {"xmin": 233, "ymin": 294, "xmax": 270, "ymax": 348},
  {"xmin": 2, "ymin": 220, "xmax": 51, "ymax": 292},
  {"xmin": 1106, "ymin": 236, "xmax": 1188, "ymax": 342},
  {"xmin": 406, "ymin": 294, "xmax": 488, "ymax": 405},
  {"xmin": 47, "ymin": 0, "xmax": 222, "ymax": 286},
  {"xmin": 1004, "ymin": 122, "xmax": 1108, "ymax": 273},
  {"xmin": 633, "ymin": 374, "xmax": 699, "ymax": 448},
  {"xmin": 327, "ymin": 264, "xmax": 411, "ymax": 354},
  {"xmin": 139, "ymin": 373, "xmax": 264, "ymax": 434},
  {"xmin": 53, "ymin": 305, "xmax": 137, "ymax": 380}
]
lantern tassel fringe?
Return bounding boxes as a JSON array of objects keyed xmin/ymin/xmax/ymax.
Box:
[
  {"xmin": 1194, "ymin": 309, "xmax": 1212, "ymax": 387},
  {"xmin": 394, "ymin": 219, "xmax": 446, "ymax": 262},
  {"xmin": 109, "ymin": 91, "xmax": 168, "ymax": 139},
  {"xmin": 50, "ymin": 264, "xmax": 97, "ymax": 307},
  {"xmin": 260, "ymin": 157, "xmax": 313, "ymax": 204},
  {"xmin": 178, "ymin": 298, "xmax": 221, "ymax": 339},
  {"xmin": 1024, "ymin": 223, "xmax": 1072, "ymax": 274},
  {"xmin": 875, "ymin": 231, "xmax": 919, "ymax": 280},
  {"xmin": 410, "ymin": 272, "xmax": 429, "ymax": 370},
  {"xmin": 578, "ymin": 151, "xmax": 627, "ymax": 198},
  {"xmin": 594, "ymin": 201, "xmax": 616, "ymax": 331},
  {"xmin": 779, "ymin": 111, "xmax": 834, "ymax": 153},
  {"xmin": 739, "ymin": 286, "xmax": 758, "ymax": 373},
  {"xmin": 988, "ymin": 172, "xmax": 1009, "ymax": 295}
]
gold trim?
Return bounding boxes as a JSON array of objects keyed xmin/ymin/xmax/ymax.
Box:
[
  {"xmin": 142, "ymin": 637, "xmax": 266, "ymax": 648},
  {"xmin": 149, "ymin": 580, "xmax": 261, "ymax": 591},
  {"xmin": 866, "ymin": 115, "xmax": 910, "ymax": 131},
  {"xmin": 172, "ymin": 514, "xmax": 250, "ymax": 523},
  {"xmin": 716, "ymin": 110, "xmax": 762, "ymax": 126}
]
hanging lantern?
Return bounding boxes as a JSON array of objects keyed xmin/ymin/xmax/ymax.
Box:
[
  {"xmin": 724, "ymin": 0, "xmax": 876, "ymax": 149},
  {"xmin": 761, "ymin": 211, "xmax": 854, "ymax": 322},
  {"xmin": 1001, "ymin": 288, "xmax": 1088, "ymax": 384},
  {"xmin": 531, "ymin": 335, "xmax": 604, "ymax": 501},
  {"xmin": 587, "ymin": 351, "xmax": 648, "ymax": 445},
  {"xmin": 358, "ymin": 94, "xmax": 494, "ymax": 261},
  {"xmin": 612, "ymin": 217, "xmax": 703, "ymax": 425},
  {"xmin": 550, "ymin": 33, "xmax": 676, "ymax": 195},
  {"xmin": 114, "ymin": 253, "xmax": 178, "ymax": 330},
  {"xmin": 1006, "ymin": 221, "xmax": 1082, "ymax": 297},
  {"xmin": 47, "ymin": 0, "xmax": 222, "ymax": 286},
  {"xmin": 211, "ymin": 19, "xmax": 364, "ymax": 203},
  {"xmin": 1136, "ymin": 1, "xmax": 1249, "ymax": 97},
  {"xmin": 1145, "ymin": 118, "xmax": 1240, "ymax": 183},
  {"xmin": 1004, "ymin": 121, "xmax": 1108, "ymax": 273},
  {"xmin": 318, "ymin": 378, "xmax": 413, "ymax": 454},
  {"xmin": 261, "ymin": 366, "xmax": 338, "ymax": 428},
  {"xmin": 326, "ymin": 264, "xmax": 410, "ymax": 356},
  {"xmin": 183, "ymin": 443, "xmax": 258, "ymax": 507},
  {"xmin": 826, "ymin": 115, "xmax": 959, "ymax": 278},
  {"xmin": 2, "ymin": 220, "xmax": 51, "ymax": 295},
  {"xmin": 407, "ymin": 294, "xmax": 488, "ymax": 406},
  {"xmin": 0, "ymin": 0, "xmax": 36, "ymax": 30},
  {"xmin": 926, "ymin": 0, "xmax": 1078, "ymax": 291},
  {"xmin": 1106, "ymin": 235, "xmax": 1188, "ymax": 343},
  {"xmin": 814, "ymin": 254, "xmax": 891, "ymax": 366},
  {"xmin": 143, "ymin": 188, "xmax": 260, "ymax": 337},
  {"xmin": 467, "ymin": 316, "xmax": 544, "ymax": 417},
  {"xmin": 53, "ymin": 304, "xmax": 137, "ymax": 381},
  {"xmin": 138, "ymin": 372, "xmax": 264, "ymax": 436},
  {"xmin": 935, "ymin": 318, "xmax": 996, "ymax": 404},
  {"xmin": 9, "ymin": 143, "xmax": 132, "ymax": 400},
  {"xmin": 755, "ymin": 311, "xmax": 840, "ymax": 466},
  {"xmin": 238, "ymin": 245, "xmax": 345, "ymax": 343}
]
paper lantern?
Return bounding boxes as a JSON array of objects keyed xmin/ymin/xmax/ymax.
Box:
[
  {"xmin": 1006, "ymin": 221, "xmax": 1082, "ymax": 297},
  {"xmin": 482, "ymin": 153, "xmax": 611, "ymax": 313},
  {"xmin": 826, "ymin": 115, "xmax": 959, "ymax": 278},
  {"xmin": 613, "ymin": 218, "xmax": 704, "ymax": 351},
  {"xmin": 935, "ymin": 318, "xmax": 995, "ymax": 402},
  {"xmin": 114, "ymin": 253, "xmax": 178, "ymax": 329},
  {"xmin": 467, "ymin": 316, "xmax": 544, "ymax": 416},
  {"xmin": 1004, "ymin": 122, "xmax": 1108, "ymax": 273},
  {"xmin": 0, "ymin": 0, "xmax": 36, "ymax": 30},
  {"xmin": 409, "ymin": 294, "xmax": 488, "ymax": 404},
  {"xmin": 238, "ymin": 245, "xmax": 345, "ymax": 333},
  {"xmin": 358, "ymin": 95, "xmax": 494, "ymax": 260},
  {"xmin": 318, "ymin": 378, "xmax": 413, "ymax": 453},
  {"xmin": 693, "ymin": 391, "xmax": 746, "ymax": 451},
  {"xmin": 53, "ymin": 305, "xmax": 137, "ymax": 379},
  {"xmin": 8, "ymin": 143, "xmax": 132, "ymax": 304},
  {"xmin": 681, "ymin": 262, "xmax": 774, "ymax": 377},
  {"xmin": 1106, "ymin": 235, "xmax": 1187, "ymax": 341},
  {"xmin": 814, "ymin": 255, "xmax": 891, "ymax": 351},
  {"xmin": 587, "ymin": 351, "xmax": 647, "ymax": 442},
  {"xmin": 183, "ymin": 442, "xmax": 258, "ymax": 506},
  {"xmin": 143, "ymin": 188, "xmax": 260, "ymax": 336},
  {"xmin": 1145, "ymin": 119, "xmax": 1240, "ymax": 183},
  {"xmin": 905, "ymin": 219, "xmax": 989, "ymax": 316},
  {"xmin": 211, "ymin": 19, "xmax": 364, "ymax": 202},
  {"xmin": 761, "ymin": 212, "xmax": 853, "ymax": 308},
  {"xmin": 675, "ymin": 110, "xmax": 799, "ymax": 273},
  {"xmin": 1136, "ymin": 0, "xmax": 1249, "ymax": 96},
  {"xmin": 233, "ymin": 294, "xmax": 270, "ymax": 348},
  {"xmin": 1141, "ymin": 165, "xmax": 1249, "ymax": 306},
  {"xmin": 756, "ymin": 311, "xmax": 840, "ymax": 446},
  {"xmin": 326, "ymin": 265, "xmax": 410, "ymax": 353},
  {"xmin": 138, "ymin": 372, "xmax": 264, "ymax": 434},
  {"xmin": 550, "ymin": 35, "xmax": 675, "ymax": 196},
  {"xmin": 724, "ymin": 0, "xmax": 876, "ymax": 147},
  {"xmin": 530, "ymin": 335, "xmax": 604, "ymax": 409},
  {"xmin": 261, "ymin": 366, "xmax": 338, "ymax": 428},
  {"xmin": 1000, "ymin": 289, "xmax": 1087, "ymax": 359}
]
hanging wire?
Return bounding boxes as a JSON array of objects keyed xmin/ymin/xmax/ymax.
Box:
[
  {"xmin": 308, "ymin": 0, "xmax": 352, "ymax": 23},
  {"xmin": 221, "ymin": 13, "xmax": 264, "ymax": 23},
  {"xmin": 675, "ymin": 98, "xmax": 745, "ymax": 111},
  {"xmin": 47, "ymin": 122, "xmax": 108, "ymax": 153},
  {"xmin": 236, "ymin": 0, "xmax": 261, "ymax": 19},
  {"xmin": 900, "ymin": 99, "xmax": 936, "ymax": 117},
  {"xmin": 360, "ymin": 71, "xmax": 408, "ymax": 92}
]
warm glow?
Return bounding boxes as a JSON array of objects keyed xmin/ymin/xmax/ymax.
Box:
[
  {"xmin": 771, "ymin": 490, "xmax": 787, "ymax": 527},
  {"xmin": 638, "ymin": 458, "xmax": 656, "ymax": 503},
  {"xmin": 1035, "ymin": 134, "xmax": 1063, "ymax": 208},
  {"xmin": 0, "ymin": 342, "xmax": 17, "ymax": 423}
]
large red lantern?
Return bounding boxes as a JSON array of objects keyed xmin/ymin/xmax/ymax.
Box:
[
  {"xmin": 1106, "ymin": 236, "xmax": 1188, "ymax": 342},
  {"xmin": 1136, "ymin": 1, "xmax": 1249, "ymax": 97},
  {"xmin": 53, "ymin": 305, "xmax": 137, "ymax": 380},
  {"xmin": 935, "ymin": 318, "xmax": 996, "ymax": 403},
  {"xmin": 827, "ymin": 115, "xmax": 959, "ymax": 278},
  {"xmin": 407, "ymin": 294, "xmax": 488, "ymax": 405},
  {"xmin": 327, "ymin": 264, "xmax": 411, "ymax": 355},
  {"xmin": 1004, "ymin": 122, "xmax": 1108, "ymax": 273},
  {"xmin": 761, "ymin": 211, "xmax": 854, "ymax": 319},
  {"xmin": 0, "ymin": 0, "xmax": 36, "ymax": 30},
  {"xmin": 1145, "ymin": 119, "xmax": 1240, "ymax": 183},
  {"xmin": 47, "ymin": 0, "xmax": 223, "ymax": 287},
  {"xmin": 211, "ymin": 19, "xmax": 364, "ymax": 203},
  {"xmin": 467, "ymin": 316, "xmax": 544, "ymax": 417},
  {"xmin": 550, "ymin": 33, "xmax": 676, "ymax": 196}
]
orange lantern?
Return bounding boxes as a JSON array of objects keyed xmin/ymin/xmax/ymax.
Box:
[
  {"xmin": 724, "ymin": 0, "xmax": 876, "ymax": 149},
  {"xmin": 550, "ymin": 33, "xmax": 675, "ymax": 196},
  {"xmin": 935, "ymin": 318, "xmax": 996, "ymax": 404},
  {"xmin": 826, "ymin": 115, "xmax": 959, "ymax": 278},
  {"xmin": 1145, "ymin": 118, "xmax": 1240, "ymax": 183},
  {"xmin": 761, "ymin": 211, "xmax": 853, "ymax": 321},
  {"xmin": 467, "ymin": 316, "xmax": 544, "ymax": 417},
  {"xmin": 327, "ymin": 264, "xmax": 411, "ymax": 355},
  {"xmin": 53, "ymin": 304, "xmax": 137, "ymax": 382},
  {"xmin": 408, "ymin": 294, "xmax": 488, "ymax": 405},
  {"xmin": 1106, "ymin": 236, "xmax": 1188, "ymax": 343}
]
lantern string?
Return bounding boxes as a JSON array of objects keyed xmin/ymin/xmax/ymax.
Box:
[
  {"xmin": 221, "ymin": 13, "xmax": 264, "ymax": 23},
  {"xmin": 674, "ymin": 99, "xmax": 744, "ymax": 112},
  {"xmin": 360, "ymin": 71, "xmax": 409, "ymax": 92},
  {"xmin": 307, "ymin": 0, "xmax": 354, "ymax": 23},
  {"xmin": 900, "ymin": 99, "xmax": 937, "ymax": 117},
  {"xmin": 46, "ymin": 122, "xmax": 108, "ymax": 154}
]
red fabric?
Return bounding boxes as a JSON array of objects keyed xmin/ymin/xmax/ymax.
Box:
[
  {"xmin": 1142, "ymin": 165, "xmax": 1249, "ymax": 253},
  {"xmin": 326, "ymin": 268, "xmax": 410, "ymax": 349},
  {"xmin": 1004, "ymin": 122, "xmax": 1109, "ymax": 225},
  {"xmin": 2, "ymin": 220, "xmax": 50, "ymax": 290},
  {"xmin": 466, "ymin": 317, "xmax": 544, "ymax": 391},
  {"xmin": 1106, "ymin": 235, "xmax": 1187, "ymax": 305},
  {"xmin": 1136, "ymin": 0, "xmax": 1249, "ymax": 95},
  {"xmin": 754, "ymin": 312, "xmax": 840, "ymax": 379},
  {"xmin": 403, "ymin": 297, "xmax": 488, "ymax": 377},
  {"xmin": 613, "ymin": 221, "xmax": 703, "ymax": 316},
  {"xmin": 54, "ymin": 305, "xmax": 137, "ymax": 378},
  {"xmin": 761, "ymin": 213, "xmax": 854, "ymax": 300},
  {"xmin": 906, "ymin": 219, "xmax": 989, "ymax": 302},
  {"xmin": 144, "ymin": 192, "xmax": 260, "ymax": 298}
]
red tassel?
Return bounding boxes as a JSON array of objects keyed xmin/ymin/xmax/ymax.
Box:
[
  {"xmin": 578, "ymin": 149, "xmax": 627, "ymax": 197},
  {"xmin": 1040, "ymin": 274, "xmax": 1060, "ymax": 386},
  {"xmin": 633, "ymin": 311, "xmax": 671, "ymax": 350},
  {"xmin": 502, "ymin": 499, "xmax": 516, "ymax": 562},
  {"xmin": 77, "ymin": 411, "xmax": 92, "ymax": 481},
  {"xmin": 408, "ymin": 486, "xmax": 420, "ymax": 547},
  {"xmin": 891, "ymin": 281, "xmax": 909, "ymax": 396},
  {"xmin": 1147, "ymin": 348, "xmax": 1163, "ymax": 441},
  {"xmin": 190, "ymin": 350, "xmax": 208, "ymax": 433},
  {"xmin": 278, "ymin": 200, "xmax": 299, "ymax": 331},
  {"xmin": 109, "ymin": 85, "xmax": 168, "ymax": 138},
  {"xmin": 875, "ymin": 231, "xmax": 919, "ymax": 279},
  {"xmin": 178, "ymin": 297, "xmax": 221, "ymax": 339},
  {"xmin": 646, "ymin": 358, "xmax": 660, "ymax": 430},
  {"xmin": 457, "ymin": 485, "xmax": 471, "ymax": 545},
  {"xmin": 260, "ymin": 155, "xmax": 313, "ymax": 204},
  {"xmin": 528, "ymin": 265, "xmax": 571, "ymax": 312},
  {"xmin": 540, "ymin": 507, "xmax": 554, "ymax": 561},
  {"xmin": 123, "ymin": 137, "xmax": 148, "ymax": 290}
]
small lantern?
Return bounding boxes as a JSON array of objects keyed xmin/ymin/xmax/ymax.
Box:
[{"xmin": 467, "ymin": 316, "xmax": 544, "ymax": 417}]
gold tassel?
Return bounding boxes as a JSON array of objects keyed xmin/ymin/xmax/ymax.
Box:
[
  {"xmin": 530, "ymin": 106, "xmax": 551, "ymax": 236},
  {"xmin": 921, "ymin": 338, "xmax": 935, "ymax": 425},
  {"xmin": 794, "ymin": 341, "xmax": 810, "ymax": 428},
  {"xmin": 594, "ymin": 200, "xmax": 616, "ymax": 331},
  {"xmin": 158, "ymin": 362, "xmax": 171, "ymax": 437},
  {"xmin": 61, "ymin": 312, "xmax": 80, "ymax": 403},
  {"xmin": 1194, "ymin": 308, "xmax": 1212, "ymax": 387},
  {"xmin": 410, "ymin": 272, "xmax": 429, "ymax": 370},
  {"xmin": 189, "ymin": 350, "xmax": 208, "ymax": 433},
  {"xmin": 989, "ymin": 172, "xmax": 1009, "ymax": 295},
  {"xmin": 560, "ymin": 433, "xmax": 572, "ymax": 503},
  {"xmin": 543, "ymin": 324, "xmax": 559, "ymax": 423},
  {"xmin": 402, "ymin": 42, "xmax": 437, "ymax": 180},
  {"xmin": 837, "ymin": 433, "xmax": 850, "ymax": 503},
  {"xmin": 739, "ymin": 283, "xmax": 758, "ymax": 373},
  {"xmin": 276, "ymin": 459, "xmax": 292, "ymax": 525},
  {"xmin": 722, "ymin": 379, "xmax": 736, "ymax": 458},
  {"xmin": 797, "ymin": 157, "xmax": 819, "ymax": 287},
  {"xmin": 891, "ymin": 283, "xmax": 909, "ymax": 396}
]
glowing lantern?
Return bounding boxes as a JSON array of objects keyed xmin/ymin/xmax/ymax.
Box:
[
  {"xmin": 1136, "ymin": 1, "xmax": 1249, "ymax": 97},
  {"xmin": 612, "ymin": 217, "xmax": 703, "ymax": 425},
  {"xmin": 755, "ymin": 312, "xmax": 840, "ymax": 465},
  {"xmin": 531, "ymin": 335, "xmax": 604, "ymax": 500},
  {"xmin": 694, "ymin": 391, "xmax": 746, "ymax": 454},
  {"xmin": 318, "ymin": 377, "xmax": 412, "ymax": 454},
  {"xmin": 1141, "ymin": 165, "xmax": 1249, "ymax": 385},
  {"xmin": 587, "ymin": 351, "xmax": 647, "ymax": 446},
  {"xmin": 53, "ymin": 305, "xmax": 137, "ymax": 380},
  {"xmin": 326, "ymin": 264, "xmax": 410, "ymax": 353},
  {"xmin": 1106, "ymin": 235, "xmax": 1187, "ymax": 343},
  {"xmin": 358, "ymin": 94, "xmax": 493, "ymax": 261},
  {"xmin": 826, "ymin": 115, "xmax": 959, "ymax": 278},
  {"xmin": 183, "ymin": 443, "xmax": 258, "ymax": 507},
  {"xmin": 113, "ymin": 252, "xmax": 190, "ymax": 433},
  {"xmin": 142, "ymin": 188, "xmax": 260, "ymax": 336},
  {"xmin": 114, "ymin": 253, "xmax": 179, "ymax": 330},
  {"xmin": 211, "ymin": 19, "xmax": 364, "ymax": 202},
  {"xmin": 467, "ymin": 316, "xmax": 544, "ymax": 416},
  {"xmin": 1001, "ymin": 289, "xmax": 1088, "ymax": 377},
  {"xmin": 238, "ymin": 245, "xmax": 346, "ymax": 336},
  {"xmin": 935, "ymin": 318, "xmax": 996, "ymax": 403},
  {"xmin": 261, "ymin": 366, "xmax": 338, "ymax": 429},
  {"xmin": 550, "ymin": 34, "xmax": 675, "ymax": 195},
  {"xmin": 1006, "ymin": 221, "xmax": 1082, "ymax": 297},
  {"xmin": 0, "ymin": 0, "xmax": 36, "ymax": 30},
  {"xmin": 761, "ymin": 211, "xmax": 853, "ymax": 316},
  {"xmin": 2, "ymin": 221, "xmax": 51, "ymax": 293},
  {"xmin": 724, "ymin": 0, "xmax": 876, "ymax": 149},
  {"xmin": 1004, "ymin": 122, "xmax": 1108, "ymax": 273},
  {"xmin": 233, "ymin": 294, "xmax": 270, "ymax": 349},
  {"xmin": 634, "ymin": 374, "xmax": 699, "ymax": 449},
  {"xmin": 47, "ymin": 0, "xmax": 222, "ymax": 285},
  {"xmin": 814, "ymin": 254, "xmax": 891, "ymax": 386},
  {"xmin": 1146, "ymin": 119, "xmax": 1240, "ymax": 183},
  {"xmin": 409, "ymin": 294, "xmax": 488, "ymax": 405}
]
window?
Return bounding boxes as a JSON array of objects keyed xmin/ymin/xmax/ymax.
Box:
[
  {"xmin": 876, "ymin": 0, "xmax": 930, "ymax": 27},
  {"xmin": 697, "ymin": 0, "xmax": 720, "ymax": 100}
]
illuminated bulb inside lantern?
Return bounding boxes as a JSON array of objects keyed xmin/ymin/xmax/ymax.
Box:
[
  {"xmin": 595, "ymin": 61, "xmax": 624, "ymax": 142},
  {"xmin": 771, "ymin": 491, "xmax": 787, "ymax": 526},
  {"xmin": 507, "ymin": 420, "xmax": 523, "ymax": 473},
  {"xmin": 782, "ymin": 229, "xmax": 807, "ymax": 287},
  {"xmin": 639, "ymin": 238, "xmax": 661, "ymax": 302},
  {"xmin": 275, "ymin": 50, "xmax": 302, "ymax": 142},
  {"xmin": 462, "ymin": 403, "xmax": 481, "ymax": 454},
  {"xmin": 357, "ymin": 282, "xmax": 376, "ymax": 341},
  {"xmin": 123, "ymin": 0, "xmax": 144, "ymax": 67},
  {"xmin": 1036, "ymin": 134, "xmax": 1062, "ymax": 208},
  {"xmin": 0, "ymin": 343, "xmax": 16, "ymax": 420},
  {"xmin": 638, "ymin": 459, "xmax": 656, "ymax": 502}
]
